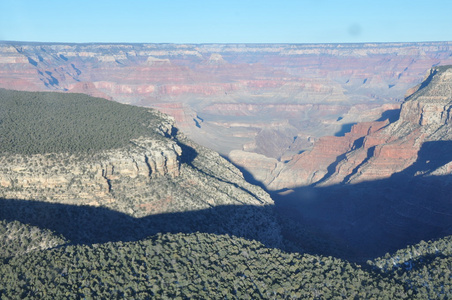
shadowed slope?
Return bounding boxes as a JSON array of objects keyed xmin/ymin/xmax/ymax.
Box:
[
  {"xmin": 0, "ymin": 199, "xmax": 280, "ymax": 250},
  {"xmin": 272, "ymin": 141, "xmax": 452, "ymax": 261},
  {"xmin": 1, "ymin": 143, "xmax": 451, "ymax": 263}
]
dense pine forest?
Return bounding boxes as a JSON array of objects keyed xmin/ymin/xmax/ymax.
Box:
[
  {"xmin": 0, "ymin": 228, "xmax": 451, "ymax": 299},
  {"xmin": 0, "ymin": 89, "xmax": 164, "ymax": 155}
]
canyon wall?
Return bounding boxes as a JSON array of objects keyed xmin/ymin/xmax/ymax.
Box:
[
  {"xmin": 1, "ymin": 43, "xmax": 451, "ymax": 259},
  {"xmin": 268, "ymin": 66, "xmax": 452, "ymax": 190}
]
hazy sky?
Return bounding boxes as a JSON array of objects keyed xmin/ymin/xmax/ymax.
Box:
[{"xmin": 1, "ymin": 0, "xmax": 451, "ymax": 44}]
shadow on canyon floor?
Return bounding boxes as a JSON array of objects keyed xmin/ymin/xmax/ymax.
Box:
[
  {"xmin": 0, "ymin": 199, "xmax": 280, "ymax": 250},
  {"xmin": 334, "ymin": 123, "xmax": 357, "ymax": 137},
  {"xmin": 272, "ymin": 174, "xmax": 452, "ymax": 262},
  {"xmin": 377, "ymin": 108, "xmax": 400, "ymax": 123},
  {"xmin": 334, "ymin": 108, "xmax": 400, "ymax": 137},
  {"xmin": 0, "ymin": 136, "xmax": 283, "ymax": 254},
  {"xmin": 237, "ymin": 140, "xmax": 452, "ymax": 262}
]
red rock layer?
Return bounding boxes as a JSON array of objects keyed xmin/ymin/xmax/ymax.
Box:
[
  {"xmin": 269, "ymin": 66, "xmax": 452, "ymax": 190},
  {"xmin": 268, "ymin": 120, "xmax": 389, "ymax": 189}
]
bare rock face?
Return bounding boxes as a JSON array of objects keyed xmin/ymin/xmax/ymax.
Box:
[
  {"xmin": 400, "ymin": 67, "xmax": 452, "ymax": 126},
  {"xmin": 0, "ymin": 134, "xmax": 182, "ymax": 207},
  {"xmin": 266, "ymin": 120, "xmax": 389, "ymax": 189},
  {"xmin": 228, "ymin": 150, "xmax": 284, "ymax": 187},
  {"xmin": 339, "ymin": 66, "xmax": 452, "ymax": 184}
]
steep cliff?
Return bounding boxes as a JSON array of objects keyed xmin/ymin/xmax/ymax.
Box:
[
  {"xmin": 267, "ymin": 66, "xmax": 452, "ymax": 189},
  {"xmin": 327, "ymin": 65, "xmax": 452, "ymax": 185}
]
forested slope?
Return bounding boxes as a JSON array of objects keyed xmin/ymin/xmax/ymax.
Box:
[
  {"xmin": 1, "ymin": 232, "xmax": 451, "ymax": 299},
  {"xmin": 0, "ymin": 232, "xmax": 407, "ymax": 299}
]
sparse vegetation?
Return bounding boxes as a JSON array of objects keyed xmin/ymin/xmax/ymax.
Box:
[{"xmin": 0, "ymin": 220, "xmax": 67, "ymax": 260}]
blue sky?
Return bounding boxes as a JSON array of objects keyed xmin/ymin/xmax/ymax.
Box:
[{"xmin": 1, "ymin": 0, "xmax": 451, "ymax": 44}]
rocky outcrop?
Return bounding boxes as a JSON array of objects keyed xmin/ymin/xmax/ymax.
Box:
[
  {"xmin": 340, "ymin": 66, "xmax": 452, "ymax": 183},
  {"xmin": 268, "ymin": 66, "xmax": 452, "ymax": 189},
  {"xmin": 229, "ymin": 150, "xmax": 284, "ymax": 187},
  {"xmin": 266, "ymin": 120, "xmax": 389, "ymax": 189},
  {"xmin": 0, "ymin": 133, "xmax": 182, "ymax": 204},
  {"xmin": 400, "ymin": 67, "xmax": 452, "ymax": 126}
]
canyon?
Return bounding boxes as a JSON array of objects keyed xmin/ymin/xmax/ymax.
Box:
[
  {"xmin": 264, "ymin": 66, "xmax": 452, "ymax": 189},
  {"xmin": 0, "ymin": 42, "xmax": 451, "ymax": 259}
]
